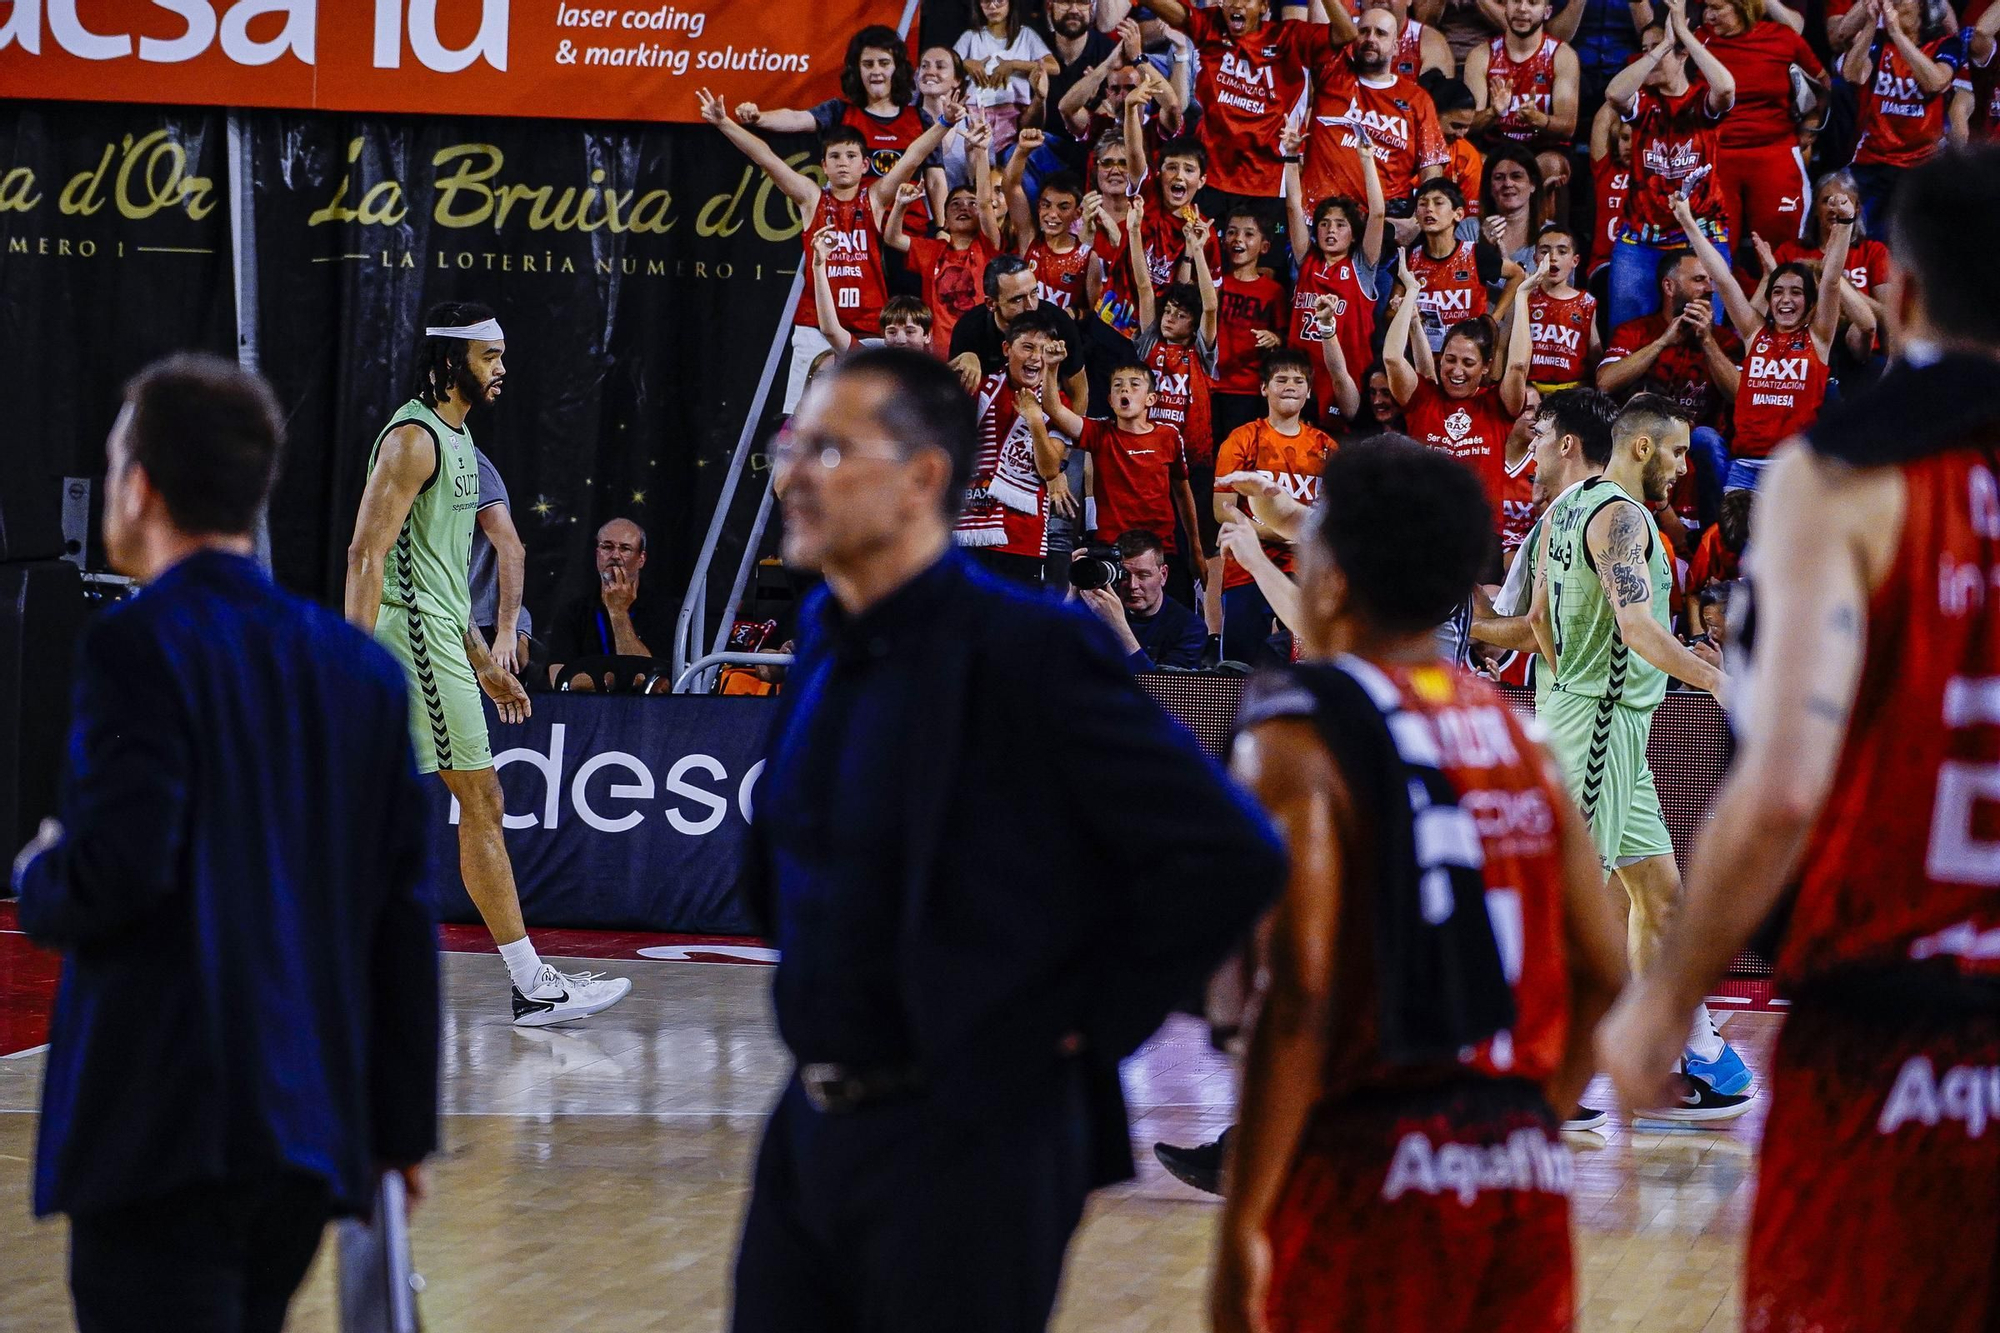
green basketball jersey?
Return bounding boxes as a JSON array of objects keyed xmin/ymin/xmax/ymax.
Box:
[
  {"xmin": 368, "ymin": 398, "xmax": 479, "ymax": 630},
  {"xmin": 1542, "ymin": 475, "xmax": 1670, "ymax": 712}
]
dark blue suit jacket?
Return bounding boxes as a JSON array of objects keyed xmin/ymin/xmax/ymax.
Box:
[
  {"xmin": 743, "ymin": 553, "xmax": 1286, "ymax": 1186},
  {"xmin": 14, "ymin": 551, "xmax": 440, "ymax": 1218}
]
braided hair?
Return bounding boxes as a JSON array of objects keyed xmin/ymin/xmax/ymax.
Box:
[{"xmin": 411, "ymin": 300, "xmax": 498, "ymax": 409}]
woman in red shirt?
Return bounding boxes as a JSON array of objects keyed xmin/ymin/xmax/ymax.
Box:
[
  {"xmin": 1699, "ymin": 0, "xmax": 1824, "ymax": 256},
  {"xmin": 1602, "ymin": 0, "xmax": 1738, "ymax": 328},
  {"xmin": 1840, "ymin": 0, "xmax": 1960, "ymax": 232},
  {"xmin": 1382, "ymin": 247, "xmax": 1535, "ymax": 523},
  {"xmin": 1672, "ymin": 192, "xmax": 1865, "ymax": 491}
]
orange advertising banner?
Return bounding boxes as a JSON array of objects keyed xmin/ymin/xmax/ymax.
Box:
[{"xmin": 0, "ymin": 0, "xmax": 908, "ymax": 122}]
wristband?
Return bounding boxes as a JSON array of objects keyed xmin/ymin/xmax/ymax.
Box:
[{"xmin": 1281, "ymin": 153, "xmax": 1303, "ymax": 163}]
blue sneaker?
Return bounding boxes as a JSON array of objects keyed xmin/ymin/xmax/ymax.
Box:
[{"xmin": 1684, "ymin": 1041, "xmax": 1753, "ymax": 1098}]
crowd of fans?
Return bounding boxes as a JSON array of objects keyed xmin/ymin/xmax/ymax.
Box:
[{"xmin": 694, "ymin": 0, "xmax": 1996, "ymax": 673}]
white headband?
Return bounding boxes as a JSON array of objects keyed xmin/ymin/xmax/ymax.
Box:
[{"xmin": 424, "ymin": 318, "xmax": 504, "ymax": 341}]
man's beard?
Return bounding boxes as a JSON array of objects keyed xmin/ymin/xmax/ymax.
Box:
[
  {"xmin": 1356, "ymin": 47, "xmax": 1391, "ymax": 75},
  {"xmin": 1052, "ymin": 13, "xmax": 1088, "ymax": 37},
  {"xmin": 455, "ymin": 362, "xmax": 490, "ymax": 404}
]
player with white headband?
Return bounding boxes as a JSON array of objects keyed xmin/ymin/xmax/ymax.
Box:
[{"xmin": 344, "ymin": 300, "xmax": 631, "ymax": 1027}]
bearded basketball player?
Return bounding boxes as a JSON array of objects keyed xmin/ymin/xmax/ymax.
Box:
[
  {"xmin": 345, "ymin": 302, "xmax": 630, "ymax": 1026},
  {"xmin": 1602, "ymin": 145, "xmax": 2000, "ymax": 1333}
]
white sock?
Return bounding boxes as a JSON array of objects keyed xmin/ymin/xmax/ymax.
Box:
[
  {"xmin": 1685, "ymin": 1004, "xmax": 1725, "ymax": 1062},
  {"xmin": 498, "ymin": 937, "xmax": 547, "ymax": 994}
]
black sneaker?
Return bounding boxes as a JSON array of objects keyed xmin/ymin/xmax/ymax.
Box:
[
  {"xmin": 1563, "ymin": 1105, "xmax": 1609, "ymax": 1132},
  {"xmin": 1637, "ymin": 1060, "xmax": 1758, "ymax": 1124},
  {"xmin": 1154, "ymin": 1129, "xmax": 1230, "ymax": 1195}
]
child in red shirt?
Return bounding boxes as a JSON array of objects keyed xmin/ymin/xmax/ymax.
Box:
[
  {"xmin": 1079, "ymin": 361, "xmax": 1204, "ymax": 584},
  {"xmin": 886, "ymin": 118, "xmax": 1001, "ymax": 356},
  {"xmin": 1213, "ymin": 206, "xmax": 1288, "ymax": 449}
]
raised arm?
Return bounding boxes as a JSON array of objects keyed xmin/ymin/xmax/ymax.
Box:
[
  {"xmin": 1187, "ymin": 213, "xmax": 1220, "ymax": 347},
  {"xmin": 1811, "ymin": 216, "xmax": 1855, "ymax": 360},
  {"xmin": 699, "ymin": 89, "xmax": 820, "ymax": 211},
  {"xmin": 1132, "ymin": 195, "xmax": 1159, "ymax": 331},
  {"xmin": 1840, "ymin": 15, "xmax": 1876, "ymax": 85},
  {"xmin": 810, "ymin": 230, "xmax": 855, "ymax": 352},
  {"xmin": 1149, "ymin": 0, "xmax": 1194, "ymax": 29},
  {"xmin": 1669, "ymin": 0, "xmax": 1736, "ymax": 112},
  {"xmin": 1283, "ymin": 123, "xmax": 1313, "ymax": 264},
  {"xmin": 870, "ymin": 104, "xmax": 960, "ymax": 214},
  {"xmin": 345, "ymin": 424, "xmax": 436, "ymax": 634},
  {"xmin": 1672, "ymin": 193, "xmax": 1761, "ymax": 340},
  {"xmin": 1059, "ymin": 35, "xmax": 1128, "ymax": 132},
  {"xmin": 1882, "ymin": 0, "xmax": 1954, "ymax": 93},
  {"xmin": 729, "ymin": 102, "xmax": 819, "ymax": 134},
  {"xmin": 1586, "ymin": 498, "xmax": 1726, "ymax": 693},
  {"xmin": 1352, "ymin": 120, "xmax": 1388, "ymax": 269},
  {"xmin": 1383, "ymin": 248, "xmax": 1426, "ymax": 404},
  {"xmin": 1605, "ymin": 23, "xmax": 1676, "ymax": 112},
  {"xmin": 968, "ymin": 119, "xmax": 1002, "ymax": 249},
  {"xmin": 1005, "ymin": 128, "xmax": 1042, "ymax": 255},
  {"xmin": 1500, "ymin": 259, "xmax": 1539, "ymax": 416},
  {"xmin": 1314, "ymin": 299, "xmax": 1364, "ymax": 422},
  {"xmin": 881, "ymin": 181, "xmax": 921, "ymax": 252}
]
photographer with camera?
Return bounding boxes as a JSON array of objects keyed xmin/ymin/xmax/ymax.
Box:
[{"xmin": 1071, "ymin": 529, "xmax": 1208, "ymax": 671}]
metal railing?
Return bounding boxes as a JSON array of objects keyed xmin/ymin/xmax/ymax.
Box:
[{"xmin": 672, "ymin": 650, "xmax": 796, "ymax": 695}]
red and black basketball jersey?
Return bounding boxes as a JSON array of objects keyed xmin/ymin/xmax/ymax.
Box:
[{"xmin": 1784, "ymin": 447, "xmax": 2000, "ymax": 986}]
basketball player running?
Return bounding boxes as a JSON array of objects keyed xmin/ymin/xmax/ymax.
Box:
[
  {"xmin": 1528, "ymin": 393, "xmax": 1754, "ymax": 1120},
  {"xmin": 1213, "ymin": 438, "xmax": 1627, "ymax": 1333},
  {"xmin": 1601, "ymin": 146, "xmax": 2000, "ymax": 1332},
  {"xmin": 346, "ymin": 303, "xmax": 630, "ymax": 1026}
]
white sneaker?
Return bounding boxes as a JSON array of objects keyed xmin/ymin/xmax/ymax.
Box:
[{"xmin": 510, "ymin": 964, "xmax": 632, "ymax": 1027}]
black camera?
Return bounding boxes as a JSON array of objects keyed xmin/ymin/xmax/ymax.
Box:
[{"xmin": 1069, "ymin": 545, "xmax": 1127, "ymax": 591}]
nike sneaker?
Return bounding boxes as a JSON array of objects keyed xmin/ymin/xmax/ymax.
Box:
[
  {"xmin": 1637, "ymin": 1058, "xmax": 1758, "ymax": 1124},
  {"xmin": 511, "ymin": 965, "xmax": 633, "ymax": 1027},
  {"xmin": 1563, "ymin": 1105, "xmax": 1609, "ymax": 1132},
  {"xmin": 1685, "ymin": 1040, "xmax": 1754, "ymax": 1097}
]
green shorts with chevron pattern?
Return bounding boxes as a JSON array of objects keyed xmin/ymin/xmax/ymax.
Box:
[
  {"xmin": 374, "ymin": 603, "xmax": 491, "ymax": 775},
  {"xmin": 1539, "ymin": 687, "xmax": 1673, "ymax": 871}
]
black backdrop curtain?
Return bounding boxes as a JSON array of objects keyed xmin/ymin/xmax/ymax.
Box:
[{"xmin": 3, "ymin": 101, "xmax": 814, "ymax": 628}]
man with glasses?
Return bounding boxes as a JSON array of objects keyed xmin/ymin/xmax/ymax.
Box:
[
  {"xmin": 948, "ymin": 253, "xmax": 1092, "ymax": 410},
  {"xmin": 731, "ymin": 345, "xmax": 1284, "ymax": 1332},
  {"xmin": 546, "ymin": 518, "xmax": 674, "ymax": 691}
]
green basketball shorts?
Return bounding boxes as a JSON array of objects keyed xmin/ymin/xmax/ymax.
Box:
[
  {"xmin": 1538, "ymin": 687, "xmax": 1673, "ymax": 870},
  {"xmin": 374, "ymin": 603, "xmax": 491, "ymax": 775}
]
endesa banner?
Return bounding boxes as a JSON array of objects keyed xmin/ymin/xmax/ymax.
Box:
[
  {"xmin": 0, "ymin": 0, "xmax": 904, "ymax": 122},
  {"xmin": 427, "ymin": 693, "xmax": 777, "ymax": 935}
]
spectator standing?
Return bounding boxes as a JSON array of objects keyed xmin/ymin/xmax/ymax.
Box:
[
  {"xmin": 1525, "ymin": 222, "xmax": 1602, "ymax": 389},
  {"xmin": 1151, "ymin": 0, "xmax": 1356, "ymax": 212},
  {"xmin": 1211, "ymin": 349, "xmax": 1338, "ymax": 662},
  {"xmin": 1697, "ymin": 0, "xmax": 1824, "ymax": 255},
  {"xmin": 1774, "ymin": 169, "xmax": 1892, "ymax": 361},
  {"xmin": 1094, "ymin": 137, "xmax": 1224, "ymax": 335},
  {"xmin": 1840, "ymin": 0, "xmax": 1961, "ymax": 232},
  {"xmin": 1671, "ymin": 191, "xmax": 1858, "ymax": 491},
  {"xmin": 888, "ymin": 123, "xmax": 1004, "ymax": 355},
  {"xmin": 700, "ymin": 92, "xmax": 957, "ymax": 413},
  {"xmin": 1041, "ymin": 0, "xmax": 1121, "ymax": 123},
  {"xmin": 1211, "ymin": 206, "xmax": 1291, "ymax": 446},
  {"xmin": 734, "ymin": 28, "xmax": 951, "ymax": 234},
  {"xmin": 1432, "ymin": 80, "xmax": 1490, "ymax": 208},
  {"xmin": 1463, "ymin": 0, "xmax": 1583, "ymax": 171},
  {"xmin": 1385, "ymin": 249, "xmax": 1538, "ymax": 518},
  {"xmin": 949, "ymin": 253, "xmax": 1093, "ymax": 411},
  {"xmin": 1597, "ymin": 250, "xmax": 1741, "ymax": 520},
  {"xmin": 1005, "ymin": 150, "xmax": 1095, "ymax": 314},
  {"xmin": 1073, "ymin": 528, "xmax": 1211, "ymax": 667},
  {"xmin": 918, "ymin": 46, "xmax": 977, "ymax": 192},
  {"xmin": 1601, "ymin": 0, "xmax": 1738, "ymax": 327},
  {"xmin": 547, "ymin": 518, "xmax": 676, "ymax": 688},
  {"xmin": 13, "ymin": 356, "xmax": 439, "ymax": 1333},
  {"xmin": 1078, "ymin": 360, "xmax": 1205, "ymax": 582},
  {"xmin": 1285, "ymin": 122, "xmax": 1388, "ymax": 422},
  {"xmin": 1405, "ymin": 178, "xmax": 1523, "ymax": 349},
  {"xmin": 1353, "ymin": 0, "xmax": 1459, "ymax": 79},
  {"xmin": 959, "ymin": 310, "xmax": 1084, "ymax": 585},
  {"xmin": 1587, "ymin": 101, "xmax": 1634, "ymax": 280},
  {"xmin": 1558, "ymin": 0, "xmax": 1649, "ymax": 124},
  {"xmin": 1303, "ymin": 6, "xmax": 1450, "ymax": 210},
  {"xmin": 468, "ymin": 446, "xmax": 532, "ymax": 673},
  {"xmin": 958, "ymin": 0, "xmax": 1060, "ymax": 154}
]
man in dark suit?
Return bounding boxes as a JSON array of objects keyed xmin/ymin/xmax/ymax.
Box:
[
  {"xmin": 730, "ymin": 346, "xmax": 1287, "ymax": 1332},
  {"xmin": 10, "ymin": 355, "xmax": 441, "ymax": 1333}
]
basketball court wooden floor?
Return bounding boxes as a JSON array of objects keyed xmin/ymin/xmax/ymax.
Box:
[{"xmin": 0, "ymin": 925, "xmax": 1778, "ymax": 1333}]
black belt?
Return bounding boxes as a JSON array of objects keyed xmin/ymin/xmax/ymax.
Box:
[{"xmin": 799, "ymin": 1062, "xmax": 927, "ymax": 1114}]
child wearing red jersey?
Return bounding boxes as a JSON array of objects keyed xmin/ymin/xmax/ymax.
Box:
[
  {"xmin": 959, "ymin": 309, "xmax": 1085, "ymax": 586},
  {"xmin": 1213, "ymin": 207, "xmax": 1291, "ymax": 448},
  {"xmin": 1212, "ymin": 349, "xmax": 1339, "ymax": 662},
  {"xmin": 1524, "ymin": 224, "xmax": 1600, "ymax": 390},
  {"xmin": 1211, "ymin": 441, "xmax": 1625, "ymax": 1333},
  {"xmin": 1673, "ymin": 190, "xmax": 1861, "ymax": 491},
  {"xmin": 1091, "ymin": 138, "xmax": 1225, "ymax": 342},
  {"xmin": 1134, "ymin": 211, "xmax": 1226, "ymax": 630},
  {"xmin": 701, "ymin": 89, "xmax": 957, "ymax": 414},
  {"xmin": 1003, "ymin": 141, "xmax": 1096, "ymax": 315},
  {"xmin": 1601, "ymin": 0, "xmax": 1739, "ymax": 328},
  {"xmin": 1151, "ymin": 0, "xmax": 1356, "ymax": 202},
  {"xmin": 887, "ymin": 119, "xmax": 1003, "ymax": 356},
  {"xmin": 1078, "ymin": 361, "xmax": 1205, "ymax": 585},
  {"xmin": 1386, "ymin": 247, "xmax": 1537, "ymax": 522},
  {"xmin": 1406, "ymin": 178, "xmax": 1526, "ymax": 353},
  {"xmin": 1285, "ymin": 119, "xmax": 1388, "ymax": 424},
  {"xmin": 1840, "ymin": 0, "xmax": 1961, "ymax": 232}
]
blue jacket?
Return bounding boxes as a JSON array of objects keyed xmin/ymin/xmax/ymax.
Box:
[
  {"xmin": 741, "ymin": 553, "xmax": 1286, "ymax": 1186},
  {"xmin": 15, "ymin": 551, "xmax": 440, "ymax": 1218}
]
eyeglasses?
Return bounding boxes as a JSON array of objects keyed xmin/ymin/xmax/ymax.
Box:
[
  {"xmin": 760, "ymin": 429, "xmax": 909, "ymax": 472},
  {"xmin": 596, "ymin": 542, "xmax": 642, "ymax": 555}
]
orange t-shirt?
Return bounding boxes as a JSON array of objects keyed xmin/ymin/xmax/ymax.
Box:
[
  {"xmin": 1212, "ymin": 418, "xmax": 1338, "ymax": 589},
  {"xmin": 1445, "ymin": 137, "xmax": 1485, "ymax": 216}
]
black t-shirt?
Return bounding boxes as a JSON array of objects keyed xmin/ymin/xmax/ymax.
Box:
[
  {"xmin": 1044, "ymin": 28, "xmax": 1119, "ymax": 127},
  {"xmin": 1126, "ymin": 596, "xmax": 1207, "ymax": 671},
  {"xmin": 548, "ymin": 585, "xmax": 675, "ymax": 663},
  {"xmin": 949, "ymin": 304, "xmax": 1090, "ymax": 384}
]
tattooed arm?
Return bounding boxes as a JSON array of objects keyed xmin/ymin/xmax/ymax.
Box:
[
  {"xmin": 1597, "ymin": 441, "xmax": 1904, "ymax": 1110},
  {"xmin": 1586, "ymin": 497, "xmax": 1725, "ymax": 695}
]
